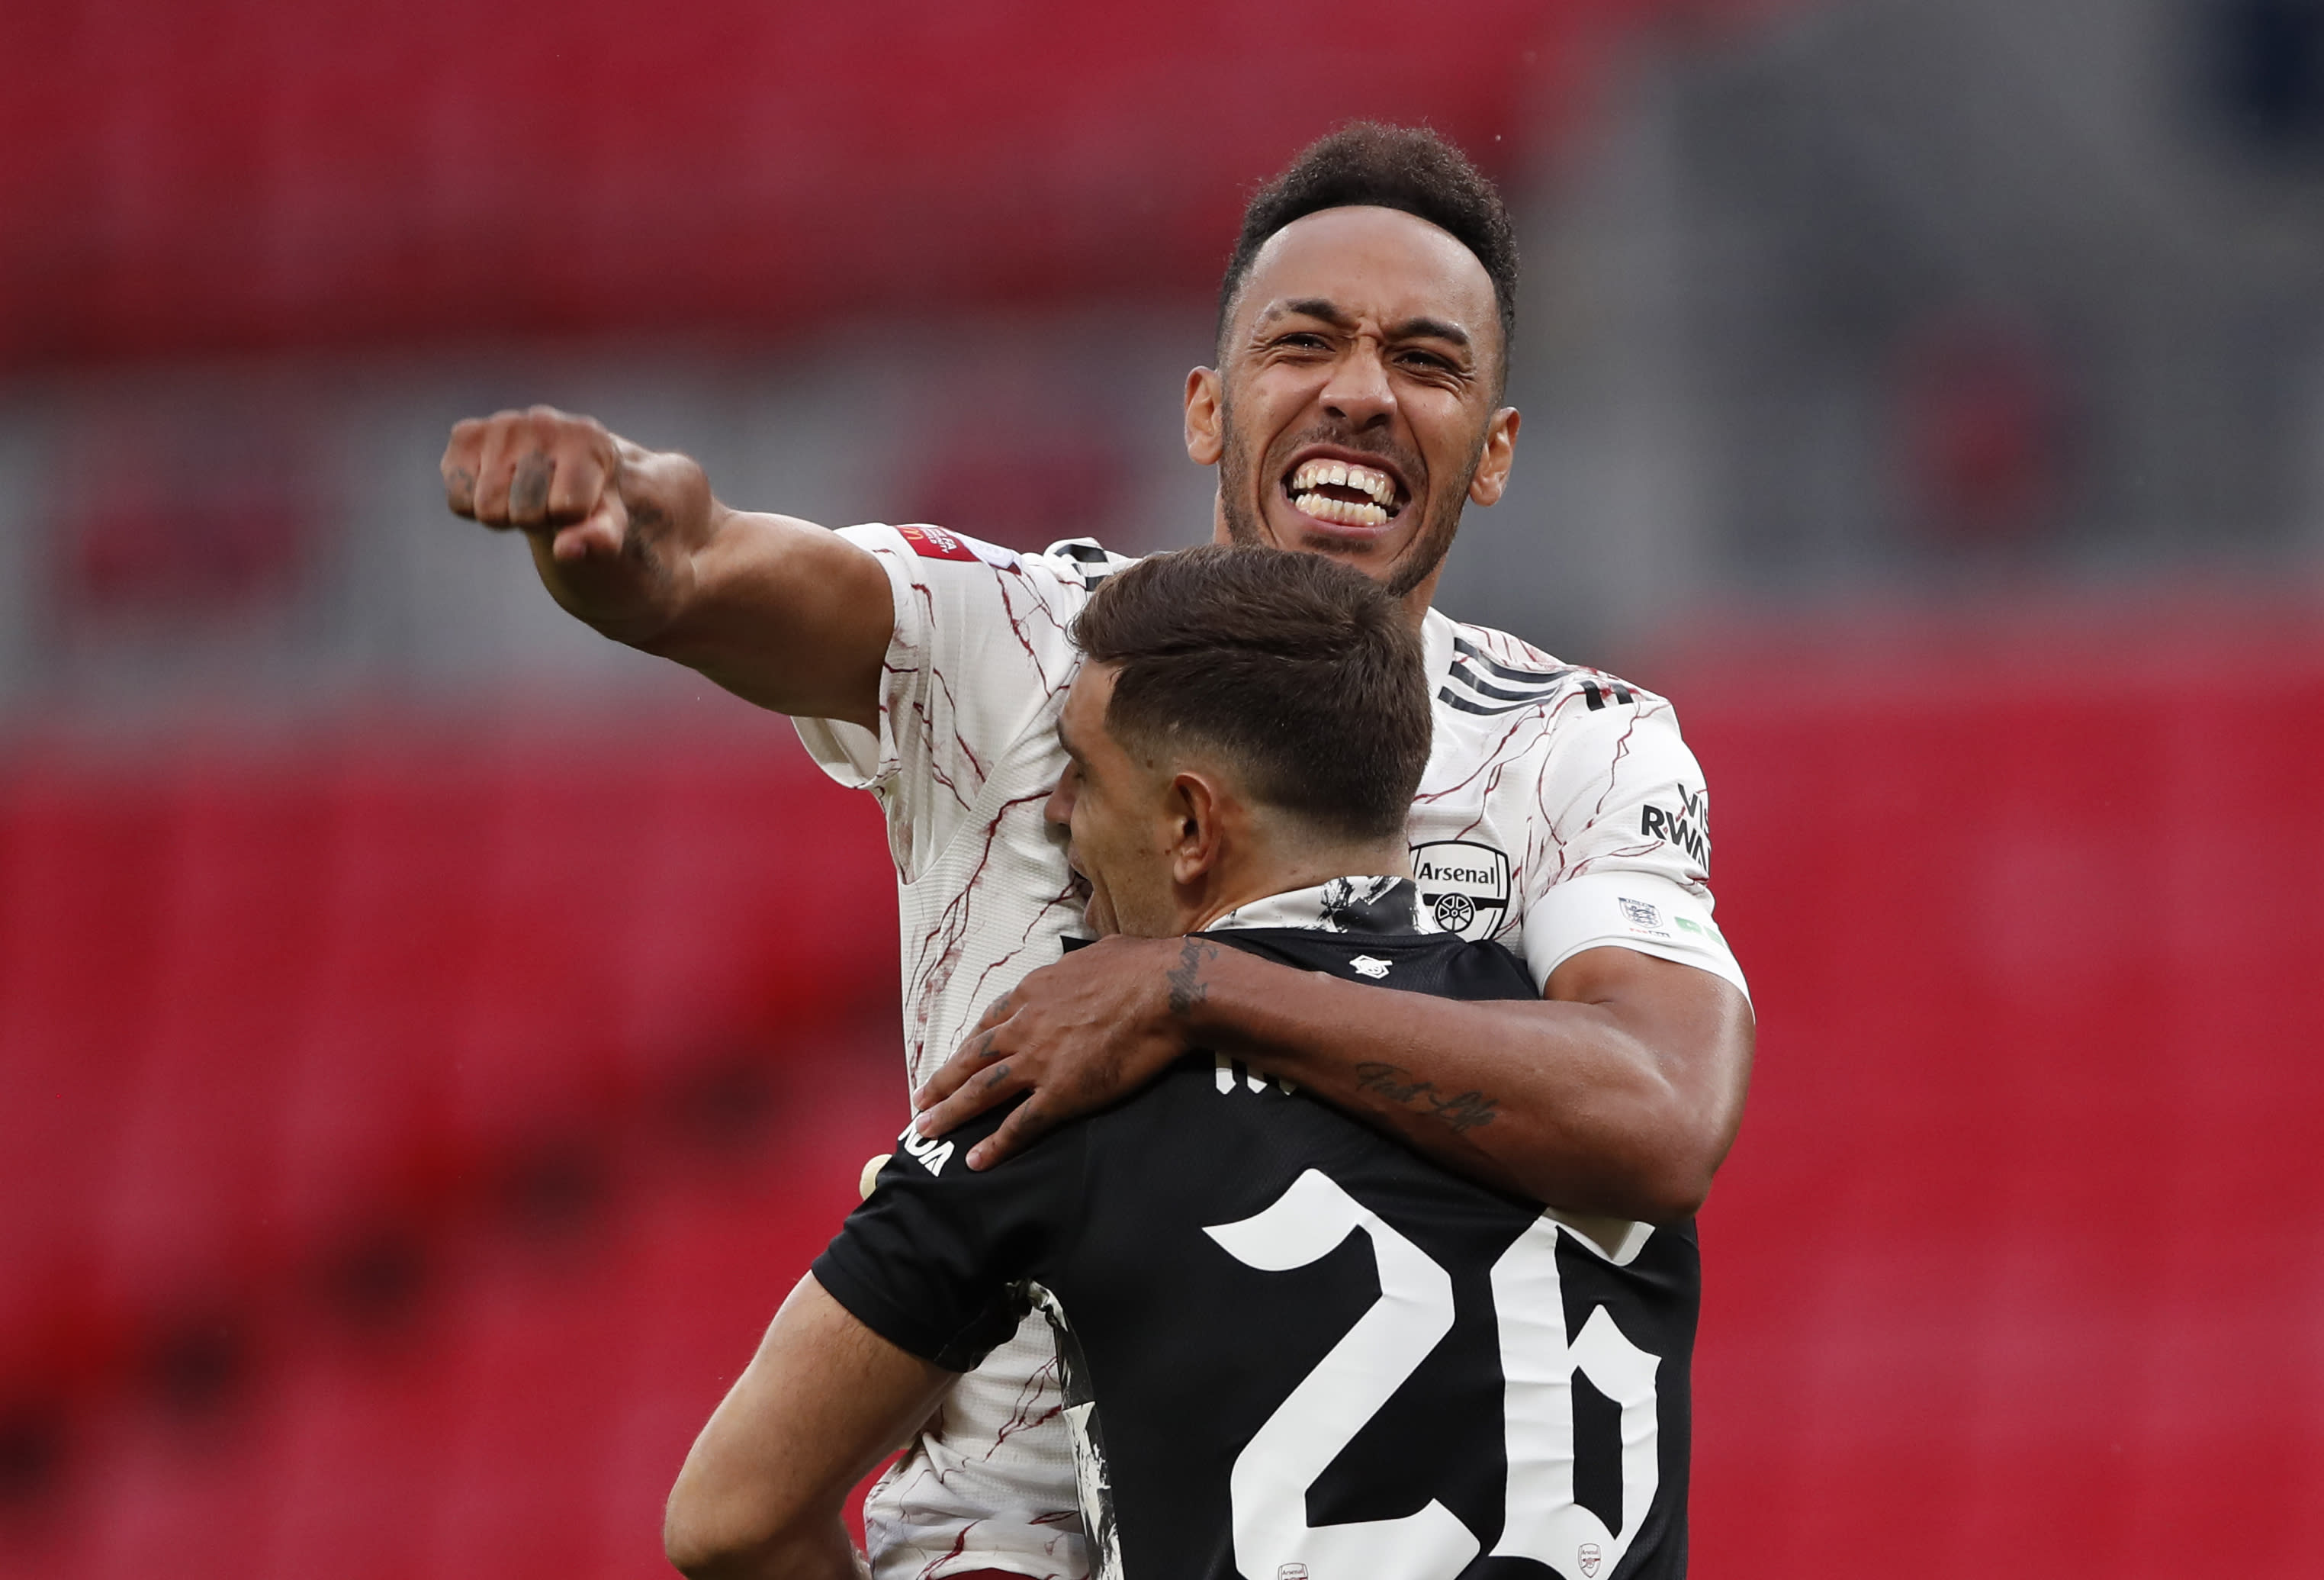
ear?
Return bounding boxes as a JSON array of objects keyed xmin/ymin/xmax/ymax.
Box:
[
  {"xmin": 1185, "ymin": 367, "xmax": 1224, "ymax": 467},
  {"xmin": 1167, "ymin": 770, "xmax": 1226, "ymax": 887},
  {"xmin": 1467, "ymin": 406, "xmax": 1522, "ymax": 507}
]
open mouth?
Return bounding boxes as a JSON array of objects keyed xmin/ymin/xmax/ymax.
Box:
[{"xmin": 1283, "ymin": 456, "xmax": 1408, "ymax": 530}]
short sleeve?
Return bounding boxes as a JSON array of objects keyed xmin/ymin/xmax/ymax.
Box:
[
  {"xmin": 811, "ymin": 1103, "xmax": 1088, "ymax": 1372},
  {"xmin": 1522, "ymin": 870, "xmax": 1748, "ymax": 999},
  {"xmin": 1524, "ymin": 693, "xmax": 1749, "ymax": 999},
  {"xmin": 792, "ymin": 524, "xmax": 1096, "ymax": 882}
]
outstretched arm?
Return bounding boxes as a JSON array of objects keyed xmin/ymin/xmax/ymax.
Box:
[
  {"xmin": 913, "ymin": 940, "xmax": 1753, "ymax": 1223},
  {"xmin": 442, "ymin": 406, "xmax": 892, "ymax": 727},
  {"xmin": 664, "ymin": 1273, "xmax": 952, "ymax": 1580}
]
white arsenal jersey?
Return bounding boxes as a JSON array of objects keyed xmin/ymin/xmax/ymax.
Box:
[{"xmin": 796, "ymin": 525, "xmax": 1747, "ymax": 1580}]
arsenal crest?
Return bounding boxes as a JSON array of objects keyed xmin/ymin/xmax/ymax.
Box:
[{"xmin": 1409, "ymin": 840, "xmax": 1511, "ymax": 941}]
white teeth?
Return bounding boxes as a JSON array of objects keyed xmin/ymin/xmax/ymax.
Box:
[
  {"xmin": 1288, "ymin": 459, "xmax": 1400, "ymax": 509},
  {"xmin": 1291, "ymin": 491, "xmax": 1389, "ymax": 528}
]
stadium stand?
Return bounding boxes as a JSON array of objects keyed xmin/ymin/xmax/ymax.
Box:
[
  {"xmin": 0, "ymin": 721, "xmax": 901, "ymax": 1578},
  {"xmin": 0, "ymin": 0, "xmax": 1786, "ymax": 366},
  {"xmin": 3, "ymin": 5, "xmax": 2317, "ymax": 1573},
  {"xmin": 1673, "ymin": 602, "xmax": 2324, "ymax": 1577},
  {"xmin": 2, "ymin": 603, "xmax": 2319, "ymax": 1577}
]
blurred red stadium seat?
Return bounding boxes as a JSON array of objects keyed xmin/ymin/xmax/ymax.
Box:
[
  {"xmin": 5, "ymin": 613, "xmax": 2322, "ymax": 1574},
  {"xmin": 0, "ymin": 1, "xmax": 1797, "ymax": 366},
  {"xmin": 93, "ymin": 754, "xmax": 337, "ymax": 1321},
  {"xmin": 272, "ymin": 741, "xmax": 503, "ymax": 1250},
  {"xmin": 1670, "ymin": 612, "xmax": 2324, "ymax": 1576},
  {"xmin": 0, "ymin": 759, "xmax": 177, "ymax": 1395}
]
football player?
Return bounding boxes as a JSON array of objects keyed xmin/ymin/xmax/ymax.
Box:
[
  {"xmin": 664, "ymin": 547, "xmax": 1696, "ymax": 1580},
  {"xmin": 442, "ymin": 124, "xmax": 1751, "ymax": 1580}
]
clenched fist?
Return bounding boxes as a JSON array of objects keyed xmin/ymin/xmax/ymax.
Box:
[{"xmin": 442, "ymin": 405, "xmax": 716, "ymax": 645}]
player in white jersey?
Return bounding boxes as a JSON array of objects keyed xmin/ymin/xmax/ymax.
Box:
[
  {"xmin": 788, "ymin": 523, "xmax": 1744, "ymax": 1578},
  {"xmin": 439, "ymin": 124, "xmax": 1753, "ymax": 1580},
  {"xmin": 665, "ymin": 547, "xmax": 1702, "ymax": 1580}
]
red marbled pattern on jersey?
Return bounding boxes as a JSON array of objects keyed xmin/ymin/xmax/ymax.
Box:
[{"xmin": 802, "ymin": 542, "xmax": 1734, "ymax": 1580}]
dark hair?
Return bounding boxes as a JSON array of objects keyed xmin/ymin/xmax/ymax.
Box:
[
  {"xmin": 1074, "ymin": 545, "xmax": 1430, "ymax": 844},
  {"xmin": 1218, "ymin": 122, "xmax": 1519, "ymax": 375}
]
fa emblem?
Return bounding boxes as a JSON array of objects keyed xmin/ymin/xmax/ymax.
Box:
[{"xmin": 1409, "ymin": 840, "xmax": 1511, "ymax": 941}]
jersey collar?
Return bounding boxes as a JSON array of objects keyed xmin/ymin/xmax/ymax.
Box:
[
  {"xmin": 1207, "ymin": 875, "xmax": 1432, "ymax": 936},
  {"xmin": 1422, "ymin": 605, "xmax": 1458, "ymax": 693}
]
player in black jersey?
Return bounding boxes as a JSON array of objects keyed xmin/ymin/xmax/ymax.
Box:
[{"xmin": 666, "ymin": 549, "xmax": 1695, "ymax": 1580}]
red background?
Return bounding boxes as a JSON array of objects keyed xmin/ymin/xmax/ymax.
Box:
[
  {"xmin": 5, "ymin": 607, "xmax": 2319, "ymax": 1576},
  {"xmin": 0, "ymin": 0, "xmax": 1700, "ymax": 365},
  {"xmin": 2, "ymin": 0, "xmax": 2315, "ymax": 1573}
]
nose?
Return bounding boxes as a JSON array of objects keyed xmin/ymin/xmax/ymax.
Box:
[
  {"xmin": 1320, "ymin": 337, "xmax": 1395, "ymax": 430},
  {"xmin": 1044, "ymin": 762, "xmax": 1078, "ymax": 829}
]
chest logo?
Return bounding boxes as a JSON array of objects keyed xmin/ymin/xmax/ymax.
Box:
[
  {"xmin": 1348, "ymin": 955, "xmax": 1393, "ymax": 980},
  {"xmin": 897, "ymin": 1120, "xmax": 956, "ymax": 1177},
  {"xmin": 1410, "ymin": 840, "xmax": 1511, "ymax": 941}
]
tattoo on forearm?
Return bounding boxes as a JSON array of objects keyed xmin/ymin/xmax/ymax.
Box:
[
  {"xmin": 1352, "ymin": 1062, "xmax": 1500, "ymax": 1134},
  {"xmin": 1165, "ymin": 938, "xmax": 1220, "ymax": 1017}
]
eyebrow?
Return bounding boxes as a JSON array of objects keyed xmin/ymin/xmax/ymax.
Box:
[
  {"xmin": 1265, "ymin": 298, "xmax": 1474, "ymax": 353},
  {"xmin": 1055, "ymin": 712, "xmax": 1084, "ymax": 761}
]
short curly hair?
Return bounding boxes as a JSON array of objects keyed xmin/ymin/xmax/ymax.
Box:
[{"xmin": 1218, "ymin": 122, "xmax": 1519, "ymax": 378}]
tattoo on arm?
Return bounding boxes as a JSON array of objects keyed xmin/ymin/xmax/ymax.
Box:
[
  {"xmin": 1165, "ymin": 938, "xmax": 1220, "ymax": 1017},
  {"xmin": 1352, "ymin": 1062, "xmax": 1500, "ymax": 1134}
]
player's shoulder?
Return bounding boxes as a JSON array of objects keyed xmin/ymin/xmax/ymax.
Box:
[
  {"xmin": 1208, "ymin": 925, "xmax": 1537, "ymax": 1002},
  {"xmin": 1037, "ymin": 536, "xmax": 1142, "ymax": 588},
  {"xmin": 1432, "ymin": 610, "xmax": 1672, "ymax": 723},
  {"xmin": 876, "ymin": 1091, "xmax": 1091, "ymax": 1198},
  {"xmin": 841, "ymin": 523, "xmax": 1132, "ymax": 591}
]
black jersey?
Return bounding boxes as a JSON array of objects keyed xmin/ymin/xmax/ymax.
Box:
[{"xmin": 815, "ymin": 883, "xmax": 1697, "ymax": 1580}]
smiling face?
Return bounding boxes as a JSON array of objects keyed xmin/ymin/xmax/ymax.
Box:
[{"xmin": 1187, "ymin": 204, "xmax": 1521, "ymax": 607}]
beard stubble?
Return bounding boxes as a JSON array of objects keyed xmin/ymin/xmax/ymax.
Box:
[{"xmin": 1215, "ymin": 393, "xmax": 1479, "ymax": 600}]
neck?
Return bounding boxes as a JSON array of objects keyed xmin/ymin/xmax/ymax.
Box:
[
  {"xmin": 1395, "ymin": 566, "xmax": 1442, "ymax": 630},
  {"xmin": 1180, "ymin": 829, "xmax": 1411, "ymax": 933}
]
